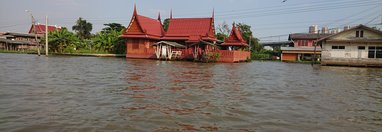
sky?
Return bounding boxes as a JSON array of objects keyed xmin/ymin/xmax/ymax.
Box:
[{"xmin": 0, "ymin": 0, "xmax": 381, "ymax": 41}]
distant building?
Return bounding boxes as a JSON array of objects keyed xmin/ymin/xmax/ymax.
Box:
[
  {"xmin": 0, "ymin": 32, "xmax": 40, "ymax": 51},
  {"xmin": 281, "ymin": 33, "xmax": 331, "ymax": 61},
  {"xmin": 1, "ymin": 23, "xmax": 61, "ymax": 51},
  {"xmin": 309, "ymin": 25, "xmax": 318, "ymax": 34},
  {"xmin": 28, "ymin": 24, "xmax": 61, "ymax": 34},
  {"xmin": 319, "ymin": 24, "xmax": 382, "ymax": 67}
]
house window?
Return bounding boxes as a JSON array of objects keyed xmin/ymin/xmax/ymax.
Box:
[
  {"xmin": 132, "ymin": 39, "xmax": 139, "ymax": 49},
  {"xmin": 332, "ymin": 45, "xmax": 345, "ymax": 49},
  {"xmin": 298, "ymin": 40, "xmax": 308, "ymax": 46},
  {"xmin": 358, "ymin": 46, "xmax": 365, "ymax": 50},
  {"xmin": 356, "ymin": 30, "xmax": 364, "ymax": 38},
  {"xmin": 368, "ymin": 46, "xmax": 382, "ymax": 58},
  {"xmin": 303, "ymin": 40, "xmax": 308, "ymax": 46}
]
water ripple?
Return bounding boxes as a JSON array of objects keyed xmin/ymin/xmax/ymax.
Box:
[{"xmin": 0, "ymin": 54, "xmax": 381, "ymax": 131}]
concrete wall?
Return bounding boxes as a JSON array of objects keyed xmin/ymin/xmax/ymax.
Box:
[
  {"xmin": 321, "ymin": 58, "xmax": 382, "ymax": 67},
  {"xmin": 322, "ymin": 26, "xmax": 382, "ymax": 67},
  {"xmin": 322, "ymin": 43, "xmax": 366, "ymax": 59},
  {"xmin": 322, "ymin": 43, "xmax": 382, "ymax": 66}
]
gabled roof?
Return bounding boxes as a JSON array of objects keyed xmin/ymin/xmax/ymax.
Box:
[
  {"xmin": 221, "ymin": 23, "xmax": 249, "ymax": 47},
  {"xmin": 121, "ymin": 5, "xmax": 164, "ymax": 39},
  {"xmin": 288, "ymin": 33, "xmax": 331, "ymax": 40},
  {"xmin": 318, "ymin": 24, "xmax": 382, "ymax": 42},
  {"xmin": 28, "ymin": 24, "xmax": 61, "ymax": 34},
  {"xmin": 162, "ymin": 11, "xmax": 216, "ymax": 43}
]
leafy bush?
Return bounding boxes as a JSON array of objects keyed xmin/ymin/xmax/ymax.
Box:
[
  {"xmin": 201, "ymin": 52, "xmax": 221, "ymax": 62},
  {"xmin": 42, "ymin": 28, "xmax": 79, "ymax": 53}
]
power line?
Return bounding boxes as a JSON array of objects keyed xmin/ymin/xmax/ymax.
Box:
[
  {"xmin": 342, "ymin": 6, "xmax": 382, "ymax": 27},
  {"xmin": 217, "ymin": 0, "xmax": 373, "ymax": 16},
  {"xmin": 218, "ymin": 1, "xmax": 382, "ymax": 19},
  {"xmin": 321, "ymin": 5, "xmax": 380, "ymax": 27},
  {"xmin": 365, "ymin": 14, "xmax": 382, "ymax": 25}
]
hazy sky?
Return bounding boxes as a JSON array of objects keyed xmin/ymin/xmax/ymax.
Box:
[{"xmin": 0, "ymin": 0, "xmax": 381, "ymax": 41}]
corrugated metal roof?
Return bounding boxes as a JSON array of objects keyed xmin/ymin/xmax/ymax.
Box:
[{"xmin": 289, "ymin": 33, "xmax": 331, "ymax": 40}]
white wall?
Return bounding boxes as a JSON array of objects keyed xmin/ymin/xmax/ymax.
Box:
[{"xmin": 322, "ymin": 43, "xmax": 370, "ymax": 59}]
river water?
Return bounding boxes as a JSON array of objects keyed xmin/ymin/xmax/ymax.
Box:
[{"xmin": 0, "ymin": 53, "xmax": 381, "ymax": 131}]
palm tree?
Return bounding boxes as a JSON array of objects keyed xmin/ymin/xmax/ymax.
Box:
[{"xmin": 72, "ymin": 17, "xmax": 93, "ymax": 39}]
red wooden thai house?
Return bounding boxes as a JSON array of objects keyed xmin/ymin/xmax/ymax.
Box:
[
  {"xmin": 121, "ymin": 5, "xmax": 164, "ymax": 59},
  {"xmin": 121, "ymin": 5, "xmax": 250, "ymax": 62},
  {"xmin": 162, "ymin": 11, "xmax": 218, "ymax": 60}
]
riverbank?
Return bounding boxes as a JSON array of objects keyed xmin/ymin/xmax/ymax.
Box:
[{"xmin": 0, "ymin": 50, "xmax": 125, "ymax": 57}]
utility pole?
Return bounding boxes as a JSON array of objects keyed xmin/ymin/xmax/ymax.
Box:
[
  {"xmin": 45, "ymin": 16, "xmax": 48, "ymax": 56},
  {"xmin": 312, "ymin": 30, "xmax": 320, "ymax": 66},
  {"xmin": 249, "ymin": 35, "xmax": 252, "ymax": 51},
  {"xmin": 26, "ymin": 10, "xmax": 40, "ymax": 56}
]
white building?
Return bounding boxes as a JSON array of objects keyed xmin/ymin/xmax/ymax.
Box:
[{"xmin": 319, "ymin": 25, "xmax": 382, "ymax": 67}]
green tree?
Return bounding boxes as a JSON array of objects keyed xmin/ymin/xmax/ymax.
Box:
[
  {"xmin": 163, "ymin": 18, "xmax": 170, "ymax": 31},
  {"xmin": 236, "ymin": 23, "xmax": 262, "ymax": 52},
  {"xmin": 43, "ymin": 28, "xmax": 79, "ymax": 53},
  {"xmin": 72, "ymin": 17, "xmax": 93, "ymax": 39},
  {"xmin": 216, "ymin": 21, "xmax": 230, "ymax": 41},
  {"xmin": 102, "ymin": 23, "xmax": 125, "ymax": 33},
  {"xmin": 93, "ymin": 30, "xmax": 125, "ymax": 53}
]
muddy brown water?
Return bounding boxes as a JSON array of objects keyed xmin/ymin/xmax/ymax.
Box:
[{"xmin": 0, "ymin": 53, "xmax": 381, "ymax": 131}]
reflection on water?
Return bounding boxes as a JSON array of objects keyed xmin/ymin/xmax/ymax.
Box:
[{"xmin": 0, "ymin": 53, "xmax": 381, "ymax": 131}]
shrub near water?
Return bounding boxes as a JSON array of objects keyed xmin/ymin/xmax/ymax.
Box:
[
  {"xmin": 201, "ymin": 52, "xmax": 221, "ymax": 62},
  {"xmin": 251, "ymin": 49, "xmax": 273, "ymax": 60}
]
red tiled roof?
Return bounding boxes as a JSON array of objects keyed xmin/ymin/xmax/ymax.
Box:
[
  {"xmin": 221, "ymin": 24, "xmax": 249, "ymax": 47},
  {"xmin": 122, "ymin": 5, "xmax": 217, "ymax": 42},
  {"xmin": 137, "ymin": 15, "xmax": 164, "ymax": 37},
  {"xmin": 164, "ymin": 17, "xmax": 216, "ymax": 42},
  {"xmin": 122, "ymin": 5, "xmax": 164, "ymax": 39},
  {"xmin": 28, "ymin": 24, "xmax": 61, "ymax": 34}
]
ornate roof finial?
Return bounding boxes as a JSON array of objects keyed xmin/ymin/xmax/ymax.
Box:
[
  {"xmin": 212, "ymin": 8, "xmax": 215, "ymax": 19},
  {"xmin": 170, "ymin": 9, "xmax": 173, "ymax": 19},
  {"xmin": 133, "ymin": 3, "xmax": 137, "ymax": 15},
  {"xmin": 157, "ymin": 12, "xmax": 161, "ymax": 22}
]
